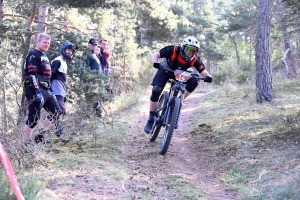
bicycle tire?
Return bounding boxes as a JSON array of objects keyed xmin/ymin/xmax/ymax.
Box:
[
  {"xmin": 149, "ymin": 91, "xmax": 169, "ymax": 142},
  {"xmin": 156, "ymin": 91, "xmax": 169, "ymax": 112},
  {"xmin": 160, "ymin": 97, "xmax": 181, "ymax": 155}
]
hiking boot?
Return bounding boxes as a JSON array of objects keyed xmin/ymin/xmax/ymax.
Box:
[
  {"xmin": 23, "ymin": 139, "xmax": 35, "ymax": 153},
  {"xmin": 34, "ymin": 131, "xmax": 52, "ymax": 145},
  {"xmin": 54, "ymin": 128, "xmax": 70, "ymax": 144},
  {"xmin": 144, "ymin": 117, "xmax": 157, "ymax": 134},
  {"xmin": 93, "ymin": 101, "xmax": 100, "ymax": 110},
  {"xmin": 34, "ymin": 134, "xmax": 45, "ymax": 143},
  {"xmin": 95, "ymin": 109, "xmax": 103, "ymax": 118}
]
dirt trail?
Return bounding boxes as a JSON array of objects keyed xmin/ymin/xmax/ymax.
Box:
[{"xmin": 123, "ymin": 91, "xmax": 239, "ymax": 199}]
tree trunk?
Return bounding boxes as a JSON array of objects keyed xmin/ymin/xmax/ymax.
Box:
[
  {"xmin": 249, "ymin": 25, "xmax": 253, "ymax": 67},
  {"xmin": 0, "ymin": 0, "xmax": 3, "ymax": 21},
  {"xmin": 204, "ymin": 38, "xmax": 211, "ymax": 73},
  {"xmin": 297, "ymin": 32, "xmax": 300, "ymax": 65},
  {"xmin": 35, "ymin": 4, "xmax": 50, "ymax": 33},
  {"xmin": 18, "ymin": 2, "xmax": 37, "ymax": 124},
  {"xmin": 276, "ymin": 0, "xmax": 296, "ymax": 78},
  {"xmin": 2, "ymin": 56, "xmax": 8, "ymax": 130},
  {"xmin": 228, "ymin": 33, "xmax": 241, "ymax": 70},
  {"xmin": 256, "ymin": 0, "xmax": 272, "ymax": 103}
]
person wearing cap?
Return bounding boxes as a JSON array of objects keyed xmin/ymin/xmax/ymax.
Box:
[{"xmin": 86, "ymin": 38, "xmax": 101, "ymax": 71}]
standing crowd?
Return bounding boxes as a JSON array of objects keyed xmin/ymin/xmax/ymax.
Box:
[{"xmin": 23, "ymin": 33, "xmax": 110, "ymax": 144}]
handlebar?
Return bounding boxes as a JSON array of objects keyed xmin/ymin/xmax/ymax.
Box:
[{"xmin": 159, "ymin": 66, "xmax": 205, "ymax": 82}]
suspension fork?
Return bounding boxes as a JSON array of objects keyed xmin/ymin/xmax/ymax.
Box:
[
  {"xmin": 175, "ymin": 88, "xmax": 185, "ymax": 129},
  {"xmin": 163, "ymin": 82, "xmax": 183, "ymax": 127}
]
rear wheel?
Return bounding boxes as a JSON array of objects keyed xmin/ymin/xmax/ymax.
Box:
[
  {"xmin": 149, "ymin": 91, "xmax": 169, "ymax": 142},
  {"xmin": 160, "ymin": 97, "xmax": 181, "ymax": 155}
]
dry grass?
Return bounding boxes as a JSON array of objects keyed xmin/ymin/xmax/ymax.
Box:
[
  {"xmin": 3, "ymin": 78, "xmax": 300, "ymax": 199},
  {"xmin": 192, "ymin": 79, "xmax": 300, "ymax": 199}
]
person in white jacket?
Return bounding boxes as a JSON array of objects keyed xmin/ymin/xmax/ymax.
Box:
[{"xmin": 35, "ymin": 42, "xmax": 78, "ymax": 144}]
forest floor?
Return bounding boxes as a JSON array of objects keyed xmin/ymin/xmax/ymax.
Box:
[
  {"xmin": 10, "ymin": 80, "xmax": 300, "ymax": 200},
  {"xmin": 122, "ymin": 90, "xmax": 239, "ymax": 200},
  {"xmin": 37, "ymin": 87, "xmax": 240, "ymax": 200}
]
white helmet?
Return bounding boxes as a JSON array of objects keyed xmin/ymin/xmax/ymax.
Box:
[
  {"xmin": 181, "ymin": 36, "xmax": 200, "ymax": 49},
  {"xmin": 180, "ymin": 36, "xmax": 200, "ymax": 62}
]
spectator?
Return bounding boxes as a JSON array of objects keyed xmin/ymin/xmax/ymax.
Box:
[
  {"xmin": 23, "ymin": 33, "xmax": 62, "ymax": 144},
  {"xmin": 98, "ymin": 39, "xmax": 110, "ymax": 75},
  {"xmin": 86, "ymin": 38, "xmax": 101, "ymax": 71},
  {"xmin": 35, "ymin": 41, "xmax": 78, "ymax": 143}
]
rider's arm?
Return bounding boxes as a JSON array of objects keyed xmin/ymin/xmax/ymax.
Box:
[
  {"xmin": 151, "ymin": 52, "xmax": 160, "ymax": 63},
  {"xmin": 200, "ymin": 69, "xmax": 211, "ymax": 77},
  {"xmin": 152, "ymin": 46, "xmax": 174, "ymax": 64}
]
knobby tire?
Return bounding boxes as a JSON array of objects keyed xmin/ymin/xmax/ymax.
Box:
[
  {"xmin": 160, "ymin": 96, "xmax": 181, "ymax": 155},
  {"xmin": 149, "ymin": 91, "xmax": 169, "ymax": 142}
]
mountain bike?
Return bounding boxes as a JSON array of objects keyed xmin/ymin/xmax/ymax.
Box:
[{"xmin": 149, "ymin": 67, "xmax": 205, "ymax": 155}]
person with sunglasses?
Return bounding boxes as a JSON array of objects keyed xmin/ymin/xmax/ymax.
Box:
[{"xmin": 144, "ymin": 36, "xmax": 212, "ymax": 134}]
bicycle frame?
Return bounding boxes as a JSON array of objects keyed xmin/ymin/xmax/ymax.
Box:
[
  {"xmin": 149, "ymin": 67, "xmax": 205, "ymax": 154},
  {"xmin": 162, "ymin": 79, "xmax": 186, "ymax": 128}
]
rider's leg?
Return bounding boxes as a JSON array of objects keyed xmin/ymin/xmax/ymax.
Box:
[
  {"xmin": 150, "ymin": 100, "xmax": 158, "ymax": 112},
  {"xmin": 144, "ymin": 70, "xmax": 171, "ymax": 133},
  {"xmin": 184, "ymin": 91, "xmax": 191, "ymax": 99},
  {"xmin": 184, "ymin": 77, "xmax": 199, "ymax": 100},
  {"xmin": 144, "ymin": 86, "xmax": 162, "ymax": 133},
  {"xmin": 149, "ymin": 85, "xmax": 162, "ymax": 117}
]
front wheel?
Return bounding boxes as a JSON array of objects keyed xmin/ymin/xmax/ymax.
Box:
[
  {"xmin": 160, "ymin": 97, "xmax": 181, "ymax": 155},
  {"xmin": 149, "ymin": 91, "xmax": 169, "ymax": 142}
]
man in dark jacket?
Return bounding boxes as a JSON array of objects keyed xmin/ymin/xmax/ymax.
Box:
[
  {"xmin": 23, "ymin": 33, "xmax": 61, "ymax": 143},
  {"xmin": 86, "ymin": 38, "xmax": 101, "ymax": 71}
]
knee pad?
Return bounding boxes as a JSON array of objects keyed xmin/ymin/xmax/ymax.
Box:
[
  {"xmin": 185, "ymin": 78, "xmax": 199, "ymax": 93},
  {"xmin": 150, "ymin": 85, "xmax": 162, "ymax": 102}
]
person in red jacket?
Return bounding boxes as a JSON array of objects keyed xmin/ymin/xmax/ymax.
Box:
[{"xmin": 98, "ymin": 39, "xmax": 110, "ymax": 75}]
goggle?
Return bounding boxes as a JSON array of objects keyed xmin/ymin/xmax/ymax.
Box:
[{"xmin": 184, "ymin": 46, "xmax": 197, "ymax": 55}]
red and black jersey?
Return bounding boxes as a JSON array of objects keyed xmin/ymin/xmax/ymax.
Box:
[
  {"xmin": 159, "ymin": 45, "xmax": 205, "ymax": 73},
  {"xmin": 24, "ymin": 49, "xmax": 51, "ymax": 83}
]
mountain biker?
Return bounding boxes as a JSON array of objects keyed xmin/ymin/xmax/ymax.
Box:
[
  {"xmin": 144, "ymin": 36, "xmax": 212, "ymax": 134},
  {"xmin": 34, "ymin": 41, "xmax": 78, "ymax": 143},
  {"xmin": 23, "ymin": 33, "xmax": 62, "ymax": 142}
]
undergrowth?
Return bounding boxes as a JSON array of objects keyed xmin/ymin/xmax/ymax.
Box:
[{"xmin": 194, "ymin": 79, "xmax": 300, "ymax": 199}]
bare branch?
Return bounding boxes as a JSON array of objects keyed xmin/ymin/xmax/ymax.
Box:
[{"xmin": 3, "ymin": 13, "xmax": 84, "ymax": 33}]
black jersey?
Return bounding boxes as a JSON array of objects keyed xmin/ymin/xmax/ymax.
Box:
[
  {"xmin": 25, "ymin": 49, "xmax": 51, "ymax": 83},
  {"xmin": 159, "ymin": 45, "xmax": 205, "ymax": 73}
]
